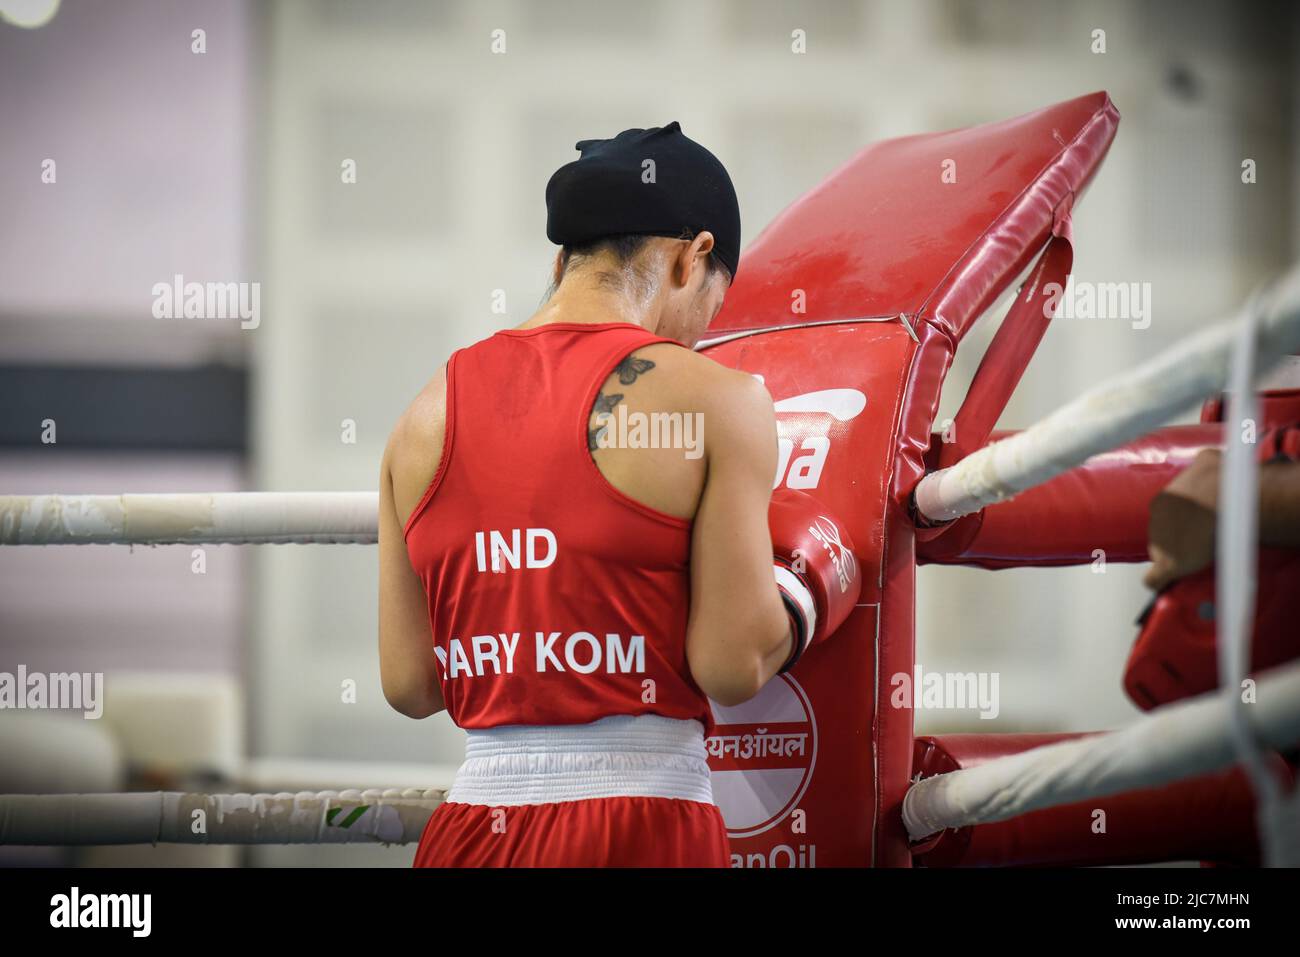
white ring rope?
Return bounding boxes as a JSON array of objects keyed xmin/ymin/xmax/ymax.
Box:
[
  {"xmin": 1220, "ymin": 293, "xmax": 1300, "ymax": 866},
  {"xmin": 914, "ymin": 263, "xmax": 1300, "ymax": 523},
  {"xmin": 901, "ymin": 658, "xmax": 1300, "ymax": 841},
  {"xmin": 0, "ymin": 492, "xmax": 378, "ymax": 545},
  {"xmin": 0, "ymin": 788, "xmax": 443, "ymax": 846}
]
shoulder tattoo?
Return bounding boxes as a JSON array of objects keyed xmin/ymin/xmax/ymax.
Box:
[
  {"xmin": 587, "ymin": 355, "xmax": 656, "ymax": 451},
  {"xmin": 614, "ymin": 355, "xmax": 655, "ymax": 385}
]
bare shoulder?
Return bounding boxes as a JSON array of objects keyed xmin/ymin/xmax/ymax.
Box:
[
  {"xmin": 385, "ymin": 365, "xmax": 448, "ymax": 523},
  {"xmin": 621, "ymin": 344, "xmax": 775, "ymax": 459},
  {"xmin": 672, "ymin": 348, "xmax": 773, "ymax": 429},
  {"xmin": 389, "ymin": 366, "xmax": 447, "ymax": 453},
  {"xmin": 626, "ymin": 343, "xmax": 771, "ymax": 411}
]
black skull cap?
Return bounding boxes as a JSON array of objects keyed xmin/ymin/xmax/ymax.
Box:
[{"xmin": 545, "ymin": 121, "xmax": 740, "ymax": 279}]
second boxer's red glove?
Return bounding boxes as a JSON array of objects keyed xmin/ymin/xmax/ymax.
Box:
[{"xmin": 768, "ymin": 488, "xmax": 862, "ymax": 671}]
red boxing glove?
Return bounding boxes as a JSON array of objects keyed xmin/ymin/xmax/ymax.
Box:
[
  {"xmin": 1126, "ymin": 420, "xmax": 1300, "ymax": 709},
  {"xmin": 768, "ymin": 488, "xmax": 863, "ymax": 671}
]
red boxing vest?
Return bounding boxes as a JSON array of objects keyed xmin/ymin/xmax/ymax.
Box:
[{"xmin": 404, "ymin": 322, "xmax": 713, "ymax": 733}]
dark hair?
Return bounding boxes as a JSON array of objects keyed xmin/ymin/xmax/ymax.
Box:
[{"xmin": 558, "ymin": 230, "xmax": 730, "ymax": 285}]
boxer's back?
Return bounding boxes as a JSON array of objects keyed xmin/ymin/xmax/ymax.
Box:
[
  {"xmin": 395, "ymin": 321, "xmax": 743, "ymax": 732},
  {"xmin": 393, "ymin": 320, "xmax": 755, "ymax": 865},
  {"xmin": 388, "ymin": 331, "xmax": 720, "ymax": 536}
]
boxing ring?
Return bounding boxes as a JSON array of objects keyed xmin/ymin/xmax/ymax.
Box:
[{"xmin": 4, "ymin": 92, "xmax": 1300, "ymax": 865}]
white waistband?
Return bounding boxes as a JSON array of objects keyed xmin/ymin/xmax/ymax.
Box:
[{"xmin": 446, "ymin": 714, "xmax": 715, "ymax": 807}]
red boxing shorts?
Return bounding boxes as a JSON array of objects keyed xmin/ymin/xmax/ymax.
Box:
[{"xmin": 412, "ymin": 715, "xmax": 730, "ymax": 868}]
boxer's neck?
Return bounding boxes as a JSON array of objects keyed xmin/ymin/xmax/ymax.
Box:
[{"xmin": 522, "ymin": 264, "xmax": 667, "ymax": 336}]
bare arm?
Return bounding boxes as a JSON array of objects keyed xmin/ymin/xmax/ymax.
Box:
[
  {"xmin": 378, "ymin": 433, "xmax": 445, "ymax": 720},
  {"xmin": 1146, "ymin": 449, "xmax": 1300, "ymax": 591},
  {"xmin": 685, "ymin": 373, "xmax": 795, "ymax": 706},
  {"xmin": 1260, "ymin": 461, "xmax": 1300, "ymax": 546}
]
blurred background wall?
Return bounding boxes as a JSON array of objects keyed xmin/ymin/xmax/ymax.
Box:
[{"xmin": 0, "ymin": 0, "xmax": 1296, "ymax": 865}]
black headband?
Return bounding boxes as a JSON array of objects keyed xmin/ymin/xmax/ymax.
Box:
[{"xmin": 545, "ymin": 121, "xmax": 741, "ymax": 279}]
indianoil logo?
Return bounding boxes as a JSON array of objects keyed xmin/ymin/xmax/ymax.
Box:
[
  {"xmin": 767, "ymin": 386, "xmax": 867, "ymax": 490},
  {"xmin": 705, "ymin": 674, "xmax": 818, "ymax": 839}
]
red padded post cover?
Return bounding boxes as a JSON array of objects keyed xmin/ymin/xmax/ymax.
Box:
[{"xmin": 698, "ymin": 93, "xmax": 1120, "ymax": 866}]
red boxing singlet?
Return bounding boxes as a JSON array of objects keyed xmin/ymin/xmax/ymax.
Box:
[{"xmin": 403, "ymin": 322, "xmax": 712, "ymax": 734}]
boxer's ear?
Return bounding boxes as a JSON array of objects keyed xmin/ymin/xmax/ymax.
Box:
[
  {"xmin": 691, "ymin": 230, "xmax": 717, "ymax": 265},
  {"xmin": 678, "ymin": 231, "xmax": 716, "ymax": 289}
]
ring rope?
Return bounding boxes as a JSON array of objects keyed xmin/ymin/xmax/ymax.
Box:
[
  {"xmin": 901, "ymin": 658, "xmax": 1300, "ymax": 841},
  {"xmin": 914, "ymin": 263, "xmax": 1300, "ymax": 523},
  {"xmin": 0, "ymin": 788, "xmax": 444, "ymax": 846},
  {"xmin": 0, "ymin": 492, "xmax": 378, "ymax": 545},
  {"xmin": 1219, "ymin": 290, "xmax": 1299, "ymax": 866}
]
